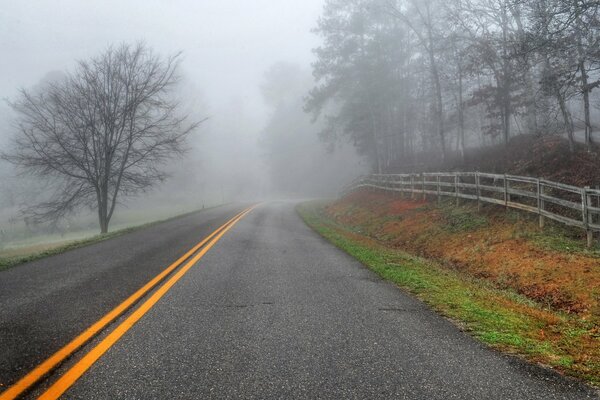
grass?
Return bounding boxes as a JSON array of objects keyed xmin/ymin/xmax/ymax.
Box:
[
  {"xmin": 297, "ymin": 201, "xmax": 600, "ymax": 387},
  {"xmin": 531, "ymin": 222, "xmax": 600, "ymax": 256},
  {"xmin": 429, "ymin": 198, "xmax": 600, "ymax": 255},
  {"xmin": 0, "ymin": 228, "xmax": 137, "ymax": 271},
  {"xmin": 0, "ymin": 206, "xmax": 221, "ymax": 272},
  {"xmin": 438, "ymin": 202, "xmax": 489, "ymax": 233}
]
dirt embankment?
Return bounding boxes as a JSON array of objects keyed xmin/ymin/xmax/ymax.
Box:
[{"xmin": 326, "ymin": 189, "xmax": 600, "ymax": 319}]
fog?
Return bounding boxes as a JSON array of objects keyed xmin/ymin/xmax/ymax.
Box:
[
  {"xmin": 4, "ymin": 0, "xmax": 597, "ymax": 246},
  {"xmin": 0, "ymin": 0, "xmax": 366, "ymax": 246}
]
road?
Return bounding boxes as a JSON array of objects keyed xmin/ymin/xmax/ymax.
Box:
[
  {"xmin": 1, "ymin": 202, "xmax": 598, "ymax": 399},
  {"xmin": 0, "ymin": 204, "xmax": 248, "ymax": 392}
]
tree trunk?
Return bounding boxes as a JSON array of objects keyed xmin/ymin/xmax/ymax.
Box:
[
  {"xmin": 526, "ymin": 70, "xmax": 538, "ymax": 135},
  {"xmin": 423, "ymin": 2, "xmax": 445, "ymax": 162},
  {"xmin": 97, "ymin": 186, "xmax": 111, "ymax": 234},
  {"xmin": 368, "ymin": 107, "xmax": 382, "ymax": 174},
  {"xmin": 557, "ymin": 89, "xmax": 575, "ymax": 153},
  {"xmin": 510, "ymin": 2, "xmax": 537, "ymax": 135},
  {"xmin": 575, "ymin": 0, "xmax": 592, "ymax": 149},
  {"xmin": 501, "ymin": 1, "xmax": 511, "ymax": 147},
  {"xmin": 429, "ymin": 45, "xmax": 445, "ymax": 162},
  {"xmin": 98, "ymin": 203, "xmax": 109, "ymax": 234},
  {"xmin": 99, "ymin": 216, "xmax": 108, "ymax": 234},
  {"xmin": 502, "ymin": 98, "xmax": 511, "ymax": 146},
  {"xmin": 458, "ymin": 64, "xmax": 465, "ymax": 163},
  {"xmin": 581, "ymin": 62, "xmax": 592, "ymax": 148}
]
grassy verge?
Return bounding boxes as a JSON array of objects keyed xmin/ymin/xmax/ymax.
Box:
[
  {"xmin": 0, "ymin": 206, "xmax": 221, "ymax": 272},
  {"xmin": 297, "ymin": 201, "xmax": 600, "ymax": 387}
]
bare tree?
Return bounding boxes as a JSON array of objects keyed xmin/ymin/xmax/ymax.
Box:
[{"xmin": 3, "ymin": 43, "xmax": 202, "ymax": 233}]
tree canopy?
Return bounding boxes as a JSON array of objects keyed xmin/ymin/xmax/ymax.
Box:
[{"xmin": 307, "ymin": 0, "xmax": 600, "ymax": 171}]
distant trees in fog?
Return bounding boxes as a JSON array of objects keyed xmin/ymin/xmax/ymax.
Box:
[
  {"xmin": 306, "ymin": 0, "xmax": 600, "ymax": 171},
  {"xmin": 260, "ymin": 62, "xmax": 367, "ymax": 195},
  {"xmin": 2, "ymin": 43, "xmax": 201, "ymax": 233}
]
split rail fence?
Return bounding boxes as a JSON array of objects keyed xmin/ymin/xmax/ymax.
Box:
[{"xmin": 344, "ymin": 172, "xmax": 600, "ymax": 247}]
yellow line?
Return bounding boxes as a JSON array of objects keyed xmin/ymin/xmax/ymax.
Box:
[
  {"xmin": 0, "ymin": 207, "xmax": 252, "ymax": 400},
  {"xmin": 38, "ymin": 206, "xmax": 255, "ymax": 400}
]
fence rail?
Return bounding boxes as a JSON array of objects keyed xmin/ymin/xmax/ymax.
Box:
[{"xmin": 343, "ymin": 172, "xmax": 600, "ymax": 247}]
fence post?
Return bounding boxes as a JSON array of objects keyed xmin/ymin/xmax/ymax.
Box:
[
  {"xmin": 398, "ymin": 176, "xmax": 403, "ymax": 198},
  {"xmin": 596, "ymin": 185, "xmax": 600, "ymax": 238},
  {"xmin": 437, "ymin": 175, "xmax": 441, "ymax": 204},
  {"xmin": 597, "ymin": 185, "xmax": 600, "ymax": 223},
  {"xmin": 411, "ymin": 174, "xmax": 415, "ymax": 199},
  {"xmin": 455, "ymin": 174, "xmax": 460, "ymax": 206},
  {"xmin": 537, "ymin": 179, "xmax": 545, "ymax": 229},
  {"xmin": 503, "ymin": 174, "xmax": 509, "ymax": 209},
  {"xmin": 422, "ymin": 174, "xmax": 426, "ymax": 200},
  {"xmin": 476, "ymin": 172, "xmax": 481, "ymax": 211},
  {"xmin": 583, "ymin": 187, "xmax": 593, "ymax": 248},
  {"xmin": 588, "ymin": 189, "xmax": 596, "ymax": 247}
]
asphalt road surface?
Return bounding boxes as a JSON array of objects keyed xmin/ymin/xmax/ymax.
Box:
[
  {"xmin": 1, "ymin": 202, "xmax": 598, "ymax": 399},
  {"xmin": 0, "ymin": 204, "xmax": 247, "ymax": 390}
]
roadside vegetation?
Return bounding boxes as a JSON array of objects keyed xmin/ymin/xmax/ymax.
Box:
[
  {"xmin": 0, "ymin": 228, "xmax": 140, "ymax": 272},
  {"xmin": 298, "ymin": 192, "xmax": 600, "ymax": 386}
]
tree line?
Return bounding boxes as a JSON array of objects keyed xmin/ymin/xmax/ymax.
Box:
[{"xmin": 306, "ymin": 0, "xmax": 600, "ymax": 172}]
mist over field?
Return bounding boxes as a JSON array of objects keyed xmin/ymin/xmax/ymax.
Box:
[{"xmin": 0, "ymin": 0, "xmax": 365, "ymax": 247}]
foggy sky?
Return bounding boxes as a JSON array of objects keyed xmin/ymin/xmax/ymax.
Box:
[{"xmin": 0, "ymin": 0, "xmax": 324, "ymax": 121}]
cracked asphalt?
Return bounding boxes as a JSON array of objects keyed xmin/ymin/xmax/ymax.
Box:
[{"xmin": 49, "ymin": 202, "xmax": 598, "ymax": 399}]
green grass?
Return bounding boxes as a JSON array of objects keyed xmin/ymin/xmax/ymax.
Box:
[
  {"xmin": 297, "ymin": 201, "xmax": 600, "ymax": 386},
  {"xmin": 499, "ymin": 212, "xmax": 600, "ymax": 255},
  {"xmin": 441, "ymin": 199, "xmax": 600, "ymax": 255},
  {"xmin": 0, "ymin": 228, "xmax": 135, "ymax": 271},
  {"xmin": 0, "ymin": 206, "xmax": 221, "ymax": 272},
  {"xmin": 531, "ymin": 223, "xmax": 600, "ymax": 255},
  {"xmin": 439, "ymin": 203, "xmax": 489, "ymax": 233}
]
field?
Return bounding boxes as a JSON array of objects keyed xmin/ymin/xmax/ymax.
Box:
[{"xmin": 0, "ymin": 204, "xmax": 220, "ymax": 271}]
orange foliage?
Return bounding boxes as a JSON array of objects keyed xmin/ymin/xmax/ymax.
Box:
[{"xmin": 328, "ymin": 189, "xmax": 600, "ymax": 318}]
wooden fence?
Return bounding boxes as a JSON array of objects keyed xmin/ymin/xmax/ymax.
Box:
[{"xmin": 344, "ymin": 172, "xmax": 600, "ymax": 247}]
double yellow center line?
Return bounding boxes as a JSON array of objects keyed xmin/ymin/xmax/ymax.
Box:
[{"xmin": 1, "ymin": 206, "xmax": 255, "ymax": 400}]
